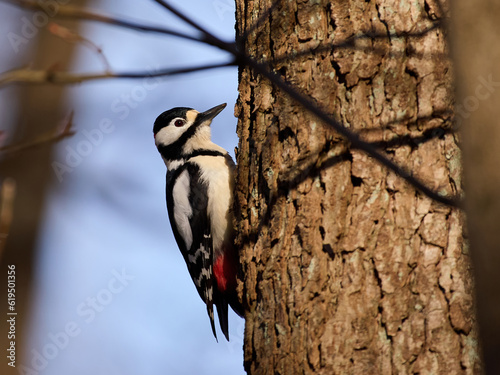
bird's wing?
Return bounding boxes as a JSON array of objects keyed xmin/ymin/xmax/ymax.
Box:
[
  {"xmin": 167, "ymin": 164, "xmax": 219, "ymax": 339},
  {"xmin": 186, "ymin": 163, "xmax": 218, "ymax": 339}
]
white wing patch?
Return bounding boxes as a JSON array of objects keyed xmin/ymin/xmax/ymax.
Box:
[{"xmin": 172, "ymin": 170, "xmax": 193, "ymax": 250}]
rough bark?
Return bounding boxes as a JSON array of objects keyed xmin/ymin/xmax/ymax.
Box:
[
  {"xmin": 451, "ymin": 1, "xmax": 500, "ymax": 373},
  {"xmin": 234, "ymin": 0, "xmax": 480, "ymax": 374}
]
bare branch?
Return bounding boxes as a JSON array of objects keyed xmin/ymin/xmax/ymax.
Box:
[
  {"xmin": 152, "ymin": 0, "xmax": 211, "ymax": 36},
  {"xmin": 150, "ymin": 0, "xmax": 236, "ymax": 52},
  {"xmin": 1, "ymin": 0, "xmax": 204, "ymax": 44},
  {"xmin": 48, "ymin": 23, "xmax": 111, "ymax": 72},
  {"xmin": 0, "ymin": 62, "xmax": 235, "ymax": 86},
  {"xmin": 0, "ymin": 112, "xmax": 75, "ymax": 155}
]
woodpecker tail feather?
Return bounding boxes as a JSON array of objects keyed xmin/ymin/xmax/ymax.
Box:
[
  {"xmin": 215, "ymin": 297, "xmax": 229, "ymax": 341},
  {"xmin": 227, "ymin": 292, "xmax": 244, "ymax": 318},
  {"xmin": 206, "ymin": 300, "xmax": 218, "ymax": 341},
  {"xmin": 201, "ymin": 231, "xmax": 218, "ymax": 340}
]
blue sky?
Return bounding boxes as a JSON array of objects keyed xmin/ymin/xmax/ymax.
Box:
[{"xmin": 3, "ymin": 1, "xmax": 245, "ymax": 374}]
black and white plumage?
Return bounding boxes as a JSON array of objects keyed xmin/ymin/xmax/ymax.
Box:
[{"xmin": 153, "ymin": 103, "xmax": 243, "ymax": 341}]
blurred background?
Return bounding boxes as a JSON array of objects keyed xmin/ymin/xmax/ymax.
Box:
[{"xmin": 0, "ymin": 1, "xmax": 244, "ymax": 374}]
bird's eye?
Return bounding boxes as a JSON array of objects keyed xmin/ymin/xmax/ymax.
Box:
[{"xmin": 174, "ymin": 119, "xmax": 185, "ymax": 127}]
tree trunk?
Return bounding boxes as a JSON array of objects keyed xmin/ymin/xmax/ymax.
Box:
[
  {"xmin": 234, "ymin": 0, "xmax": 480, "ymax": 374},
  {"xmin": 0, "ymin": 2, "xmax": 90, "ymax": 373}
]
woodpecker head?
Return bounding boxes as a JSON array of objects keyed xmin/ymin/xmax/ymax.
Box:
[{"xmin": 153, "ymin": 103, "xmax": 227, "ymax": 156}]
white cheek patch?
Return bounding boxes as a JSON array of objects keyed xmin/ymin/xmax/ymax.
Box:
[
  {"xmin": 172, "ymin": 170, "xmax": 193, "ymax": 250},
  {"xmin": 155, "ymin": 123, "xmax": 189, "ymax": 147},
  {"xmin": 154, "ymin": 110, "xmax": 199, "ymax": 148}
]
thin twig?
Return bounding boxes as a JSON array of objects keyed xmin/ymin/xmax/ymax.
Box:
[
  {"xmin": 0, "ymin": 62, "xmax": 235, "ymax": 86},
  {"xmin": 0, "ymin": 0, "xmax": 204, "ymax": 44},
  {"xmin": 150, "ymin": 0, "xmax": 235, "ymax": 51},
  {"xmin": 0, "ymin": 112, "xmax": 75, "ymax": 155},
  {"xmin": 152, "ymin": 0, "xmax": 211, "ymax": 36},
  {"xmin": 48, "ymin": 23, "xmax": 112, "ymax": 72}
]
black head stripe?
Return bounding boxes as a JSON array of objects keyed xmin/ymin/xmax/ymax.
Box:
[
  {"xmin": 153, "ymin": 107, "xmax": 192, "ymax": 135},
  {"xmin": 157, "ymin": 123, "xmax": 200, "ymax": 160},
  {"xmin": 187, "ymin": 150, "xmax": 226, "ymax": 159},
  {"xmin": 160, "ymin": 148, "xmax": 229, "ymax": 162}
]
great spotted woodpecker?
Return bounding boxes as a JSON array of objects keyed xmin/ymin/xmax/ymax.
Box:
[{"xmin": 153, "ymin": 103, "xmax": 243, "ymax": 341}]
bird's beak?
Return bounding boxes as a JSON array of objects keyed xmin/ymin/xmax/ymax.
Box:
[{"xmin": 198, "ymin": 103, "xmax": 227, "ymax": 125}]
